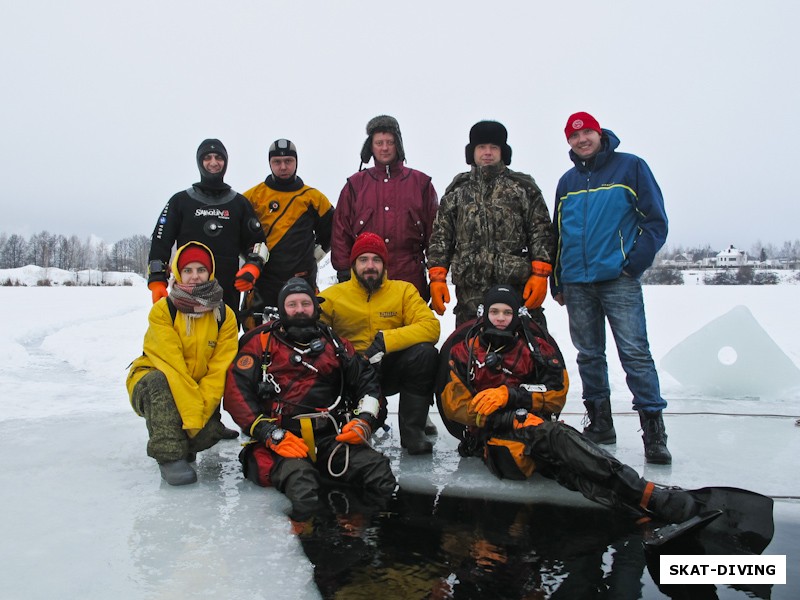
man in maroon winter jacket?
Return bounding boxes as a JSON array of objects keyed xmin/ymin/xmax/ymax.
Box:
[{"xmin": 331, "ymin": 115, "xmax": 438, "ymax": 301}]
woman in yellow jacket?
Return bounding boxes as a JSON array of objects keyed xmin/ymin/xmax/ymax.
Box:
[{"xmin": 127, "ymin": 242, "xmax": 238, "ymax": 485}]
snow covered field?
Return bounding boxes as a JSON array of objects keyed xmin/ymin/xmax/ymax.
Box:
[{"xmin": 1, "ymin": 269, "xmax": 799, "ymax": 598}]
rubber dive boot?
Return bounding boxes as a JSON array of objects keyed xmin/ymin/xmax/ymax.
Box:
[
  {"xmin": 582, "ymin": 398, "xmax": 616, "ymax": 444},
  {"xmin": 159, "ymin": 459, "xmax": 197, "ymax": 486},
  {"xmin": 639, "ymin": 410, "xmax": 672, "ymax": 465},
  {"xmin": 645, "ymin": 483, "xmax": 698, "ymax": 523},
  {"xmin": 399, "ymin": 393, "xmax": 433, "ymax": 455}
]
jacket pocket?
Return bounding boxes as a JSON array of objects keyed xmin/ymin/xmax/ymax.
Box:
[{"xmin": 354, "ymin": 207, "xmax": 375, "ymax": 236}]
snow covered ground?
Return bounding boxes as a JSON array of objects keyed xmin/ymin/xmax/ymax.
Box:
[{"xmin": 1, "ymin": 266, "xmax": 799, "ymax": 598}]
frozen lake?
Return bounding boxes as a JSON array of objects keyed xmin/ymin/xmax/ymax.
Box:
[{"xmin": 0, "ymin": 282, "xmax": 798, "ymax": 598}]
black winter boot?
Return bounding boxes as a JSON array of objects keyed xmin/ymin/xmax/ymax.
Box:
[
  {"xmin": 582, "ymin": 398, "xmax": 616, "ymax": 444},
  {"xmin": 219, "ymin": 425, "xmax": 240, "ymax": 439},
  {"xmin": 639, "ymin": 410, "xmax": 672, "ymax": 465},
  {"xmin": 424, "ymin": 415, "xmax": 438, "ymax": 436},
  {"xmin": 159, "ymin": 459, "xmax": 197, "ymax": 486},
  {"xmin": 399, "ymin": 393, "xmax": 433, "ymax": 455}
]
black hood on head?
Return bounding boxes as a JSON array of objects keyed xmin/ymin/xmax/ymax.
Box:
[
  {"xmin": 479, "ymin": 284, "xmax": 523, "ymax": 346},
  {"xmin": 196, "ymin": 138, "xmax": 230, "ymax": 191}
]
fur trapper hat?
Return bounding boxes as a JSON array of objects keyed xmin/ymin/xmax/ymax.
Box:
[
  {"xmin": 465, "ymin": 121, "xmax": 512, "ymax": 166},
  {"xmin": 360, "ymin": 115, "xmax": 405, "ymax": 164}
]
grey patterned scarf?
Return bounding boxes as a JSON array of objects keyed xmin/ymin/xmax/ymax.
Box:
[{"xmin": 169, "ymin": 280, "xmax": 224, "ymax": 333}]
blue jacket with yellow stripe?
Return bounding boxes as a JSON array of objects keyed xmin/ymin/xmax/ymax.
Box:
[{"xmin": 552, "ymin": 129, "xmax": 667, "ymax": 292}]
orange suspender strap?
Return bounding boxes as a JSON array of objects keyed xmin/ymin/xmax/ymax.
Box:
[{"xmin": 259, "ymin": 330, "xmax": 271, "ymax": 353}]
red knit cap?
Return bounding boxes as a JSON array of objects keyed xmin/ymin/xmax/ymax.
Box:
[
  {"xmin": 565, "ymin": 112, "xmax": 602, "ymax": 140},
  {"xmin": 350, "ymin": 232, "xmax": 388, "ymax": 265},
  {"xmin": 178, "ymin": 244, "xmax": 213, "ymax": 272}
]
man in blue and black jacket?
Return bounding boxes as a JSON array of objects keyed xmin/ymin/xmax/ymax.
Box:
[{"xmin": 551, "ymin": 112, "xmax": 671, "ymax": 464}]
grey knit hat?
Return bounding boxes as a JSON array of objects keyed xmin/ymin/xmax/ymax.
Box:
[{"xmin": 360, "ymin": 115, "xmax": 405, "ymax": 164}]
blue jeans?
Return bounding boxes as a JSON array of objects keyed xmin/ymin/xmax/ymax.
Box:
[{"xmin": 563, "ymin": 276, "xmax": 665, "ymax": 412}]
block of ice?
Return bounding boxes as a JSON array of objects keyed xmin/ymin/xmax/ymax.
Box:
[{"xmin": 660, "ymin": 305, "xmax": 800, "ymax": 398}]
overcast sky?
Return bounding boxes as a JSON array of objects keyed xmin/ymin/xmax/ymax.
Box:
[{"xmin": 2, "ymin": 0, "xmax": 797, "ymax": 251}]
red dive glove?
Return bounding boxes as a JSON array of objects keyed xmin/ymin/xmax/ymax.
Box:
[
  {"xmin": 523, "ymin": 261, "xmax": 553, "ymax": 309},
  {"xmin": 268, "ymin": 430, "xmax": 309, "ymax": 458},
  {"xmin": 234, "ymin": 262, "xmax": 261, "ymax": 292},
  {"xmin": 148, "ymin": 281, "xmax": 168, "ymax": 304},
  {"xmin": 470, "ymin": 386, "xmax": 509, "ymax": 416},
  {"xmin": 428, "ymin": 267, "xmax": 450, "ymax": 316},
  {"xmin": 336, "ymin": 418, "xmax": 373, "ymax": 445}
]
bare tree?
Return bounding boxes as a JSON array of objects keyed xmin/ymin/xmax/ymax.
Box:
[
  {"xmin": 93, "ymin": 239, "xmax": 109, "ymax": 271},
  {"xmin": 28, "ymin": 231, "xmax": 57, "ymax": 268},
  {"xmin": 2, "ymin": 234, "xmax": 29, "ymax": 268},
  {"xmin": 128, "ymin": 234, "xmax": 150, "ymax": 275}
]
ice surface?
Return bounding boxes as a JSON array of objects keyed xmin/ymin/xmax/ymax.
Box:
[
  {"xmin": 1, "ymin": 277, "xmax": 799, "ymax": 598},
  {"xmin": 661, "ymin": 305, "xmax": 800, "ymax": 398}
]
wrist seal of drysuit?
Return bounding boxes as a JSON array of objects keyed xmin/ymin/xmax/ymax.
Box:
[
  {"xmin": 250, "ymin": 416, "xmax": 278, "ymax": 444},
  {"xmin": 246, "ymin": 242, "xmax": 269, "ymax": 269},
  {"xmin": 147, "ymin": 259, "xmax": 168, "ymax": 284},
  {"xmin": 354, "ymin": 395, "xmax": 380, "ymax": 422}
]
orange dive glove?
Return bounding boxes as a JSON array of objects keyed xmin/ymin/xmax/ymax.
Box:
[
  {"xmin": 428, "ymin": 267, "xmax": 450, "ymax": 315},
  {"xmin": 523, "ymin": 261, "xmax": 552, "ymax": 309},
  {"xmin": 268, "ymin": 430, "xmax": 309, "ymax": 458},
  {"xmin": 234, "ymin": 262, "xmax": 261, "ymax": 292},
  {"xmin": 336, "ymin": 418, "xmax": 373, "ymax": 445},
  {"xmin": 148, "ymin": 281, "xmax": 168, "ymax": 304},
  {"xmin": 470, "ymin": 386, "xmax": 509, "ymax": 416},
  {"xmin": 513, "ymin": 412, "xmax": 544, "ymax": 430}
]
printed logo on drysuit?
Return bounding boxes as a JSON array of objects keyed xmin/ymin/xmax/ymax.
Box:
[
  {"xmin": 379, "ymin": 312, "xmax": 398, "ymax": 318},
  {"xmin": 195, "ymin": 208, "xmax": 231, "ymax": 219},
  {"xmin": 236, "ymin": 355, "xmax": 255, "ymax": 370}
]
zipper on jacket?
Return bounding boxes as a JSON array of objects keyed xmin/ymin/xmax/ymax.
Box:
[
  {"xmin": 384, "ymin": 164, "xmax": 391, "ymax": 183},
  {"xmin": 581, "ymin": 171, "xmax": 591, "ymax": 278}
]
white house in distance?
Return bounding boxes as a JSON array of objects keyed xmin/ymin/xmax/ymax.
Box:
[{"xmin": 716, "ymin": 245, "xmax": 748, "ymax": 267}]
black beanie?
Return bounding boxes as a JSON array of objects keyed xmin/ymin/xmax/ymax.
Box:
[
  {"xmin": 360, "ymin": 115, "xmax": 406, "ymax": 165},
  {"xmin": 465, "ymin": 121, "xmax": 512, "ymax": 166},
  {"xmin": 277, "ymin": 277, "xmax": 320, "ymax": 322},
  {"xmin": 482, "ymin": 284, "xmax": 521, "ymax": 315},
  {"xmin": 196, "ymin": 139, "xmax": 229, "ymax": 189}
]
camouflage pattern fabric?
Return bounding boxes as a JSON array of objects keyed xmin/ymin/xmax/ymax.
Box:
[
  {"xmin": 427, "ymin": 164, "xmax": 554, "ymax": 324},
  {"xmin": 132, "ymin": 370, "xmax": 224, "ymax": 463}
]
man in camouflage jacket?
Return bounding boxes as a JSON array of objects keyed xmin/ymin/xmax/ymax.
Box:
[{"xmin": 427, "ymin": 121, "xmax": 555, "ymax": 326}]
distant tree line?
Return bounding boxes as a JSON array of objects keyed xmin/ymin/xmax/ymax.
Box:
[
  {"xmin": 656, "ymin": 240, "xmax": 800, "ymax": 266},
  {"xmin": 0, "ymin": 231, "xmax": 150, "ymax": 275},
  {"xmin": 637, "ymin": 239, "xmax": 800, "ymax": 285},
  {"xmin": 3, "ymin": 232, "xmax": 799, "ymax": 285}
]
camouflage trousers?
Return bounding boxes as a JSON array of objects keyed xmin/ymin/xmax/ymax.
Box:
[{"xmin": 131, "ymin": 370, "xmax": 225, "ymax": 464}]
